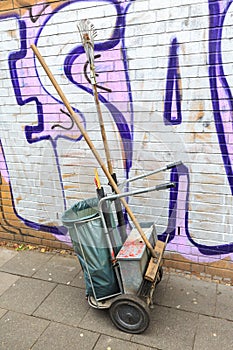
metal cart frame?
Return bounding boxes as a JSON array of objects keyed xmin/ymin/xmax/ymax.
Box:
[{"xmin": 70, "ymin": 162, "xmax": 180, "ymax": 334}]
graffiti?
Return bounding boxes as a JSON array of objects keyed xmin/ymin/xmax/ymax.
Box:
[
  {"xmin": 52, "ymin": 109, "xmax": 75, "ymax": 131},
  {"xmin": 83, "ymin": 54, "xmax": 113, "ymax": 92},
  {"xmin": 0, "ymin": 0, "xmax": 133, "ymax": 241},
  {"xmin": 164, "ymin": 37, "xmax": 182, "ymax": 125},
  {"xmin": 184, "ymin": 0, "xmax": 233, "ymax": 255},
  {"xmin": 0, "ymin": 0, "xmax": 232, "ymax": 266},
  {"xmin": 29, "ymin": 4, "xmax": 50, "ymax": 23}
]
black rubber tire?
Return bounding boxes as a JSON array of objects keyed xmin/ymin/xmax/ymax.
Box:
[{"xmin": 109, "ymin": 295, "xmax": 150, "ymax": 334}]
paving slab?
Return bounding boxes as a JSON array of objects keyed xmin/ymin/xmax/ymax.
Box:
[
  {"xmin": 193, "ymin": 314, "xmax": 233, "ymax": 350},
  {"xmin": 152, "ymin": 273, "xmax": 169, "ymax": 305},
  {"xmin": 94, "ymin": 335, "xmax": 156, "ymax": 350},
  {"xmin": 33, "ymin": 284, "xmax": 90, "ymax": 327},
  {"xmin": 0, "ymin": 248, "xmax": 18, "ymax": 267},
  {"xmin": 0, "ymin": 246, "xmax": 232, "ymax": 350},
  {"xmin": 0, "ymin": 250, "xmax": 54, "ymax": 277},
  {"xmin": 157, "ymin": 274, "xmax": 217, "ymax": 316},
  {"xmin": 215, "ymin": 284, "xmax": 233, "ymax": 321},
  {"xmin": 0, "ymin": 310, "xmax": 49, "ymax": 350},
  {"xmin": 31, "ymin": 321, "xmax": 100, "ymax": 350},
  {"xmin": 81, "ymin": 306, "xmax": 132, "ymax": 341},
  {"xmin": 33, "ymin": 254, "xmax": 81, "ymax": 284},
  {"xmin": 132, "ymin": 305, "xmax": 199, "ymax": 350},
  {"xmin": 70, "ymin": 269, "xmax": 86, "ymax": 289},
  {"xmin": 0, "ymin": 271, "xmax": 20, "ymax": 296},
  {"xmin": 0, "ymin": 276, "xmax": 56, "ymax": 315}
]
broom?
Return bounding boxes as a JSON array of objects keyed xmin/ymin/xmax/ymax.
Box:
[{"xmin": 77, "ymin": 19, "xmax": 127, "ymax": 244}]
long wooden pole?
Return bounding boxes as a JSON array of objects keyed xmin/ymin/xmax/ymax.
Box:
[
  {"xmin": 78, "ymin": 19, "xmax": 127, "ymax": 243},
  {"xmin": 92, "ymin": 84, "xmax": 113, "ymax": 174},
  {"xmin": 31, "ymin": 44, "xmax": 156, "ymax": 258}
]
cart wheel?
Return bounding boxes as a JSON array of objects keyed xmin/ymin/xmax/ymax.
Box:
[{"xmin": 109, "ymin": 295, "xmax": 150, "ymax": 334}]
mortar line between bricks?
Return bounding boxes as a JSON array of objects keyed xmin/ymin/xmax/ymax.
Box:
[
  {"xmin": 31, "ymin": 253, "xmax": 57, "ymax": 278},
  {"xmin": 1, "ymin": 309, "xmax": 52, "ymax": 323},
  {"xmin": 75, "ymin": 298, "xmax": 91, "ymax": 328},
  {"xmin": 0, "ymin": 281, "xmax": 57, "ymax": 318},
  {"xmin": 91, "ymin": 333, "xmax": 102, "ymax": 350},
  {"xmin": 0, "ymin": 252, "xmax": 20, "ymax": 269},
  {"xmin": 74, "ymin": 314, "xmax": 167, "ymax": 348},
  {"xmin": 28, "ymin": 320, "xmax": 52, "ymax": 350},
  {"xmin": 29, "ymin": 274, "xmax": 85, "ymax": 288},
  {"xmin": 31, "ymin": 281, "xmax": 58, "ymax": 316},
  {"xmin": 213, "ymin": 282, "xmax": 218, "ymax": 316},
  {"xmin": 0, "ymin": 308, "xmax": 8, "ymax": 321},
  {"xmin": 76, "ymin": 323, "xmax": 132, "ymax": 344},
  {"xmin": 1, "ymin": 270, "xmax": 85, "ymax": 290},
  {"xmin": 123, "ymin": 337, "xmax": 162, "ymax": 350},
  {"xmin": 0, "ymin": 273, "xmax": 59, "ymax": 287},
  {"xmin": 0, "ymin": 253, "xmax": 55, "ymax": 278},
  {"xmin": 24, "ymin": 316, "xmax": 104, "ymax": 346},
  {"xmin": 91, "ymin": 332, "xmax": 163, "ymax": 350},
  {"xmin": 154, "ymin": 303, "xmax": 233, "ymax": 323},
  {"xmin": 191, "ymin": 313, "xmax": 200, "ymax": 350}
]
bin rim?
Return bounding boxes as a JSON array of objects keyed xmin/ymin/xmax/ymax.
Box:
[
  {"xmin": 62, "ymin": 211, "xmax": 100, "ymax": 224},
  {"xmin": 61, "ymin": 197, "xmax": 100, "ymax": 224}
]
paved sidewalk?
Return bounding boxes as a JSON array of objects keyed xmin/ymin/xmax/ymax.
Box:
[{"xmin": 0, "ymin": 246, "xmax": 232, "ymax": 350}]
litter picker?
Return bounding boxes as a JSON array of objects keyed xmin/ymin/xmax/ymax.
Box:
[{"xmin": 77, "ymin": 19, "xmax": 127, "ymax": 243}]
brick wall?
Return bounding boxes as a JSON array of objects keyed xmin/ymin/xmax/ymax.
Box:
[{"xmin": 0, "ymin": 0, "xmax": 232, "ymax": 282}]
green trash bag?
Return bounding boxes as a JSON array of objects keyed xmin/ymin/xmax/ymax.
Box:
[{"xmin": 62, "ymin": 198, "xmax": 121, "ymax": 299}]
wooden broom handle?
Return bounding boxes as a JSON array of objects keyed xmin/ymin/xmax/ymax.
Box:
[
  {"xmin": 92, "ymin": 84, "xmax": 113, "ymax": 175},
  {"xmin": 31, "ymin": 44, "xmax": 156, "ymax": 258}
]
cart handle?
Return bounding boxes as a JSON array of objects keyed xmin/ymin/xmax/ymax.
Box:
[
  {"xmin": 118, "ymin": 161, "xmax": 182, "ymax": 189},
  {"xmin": 98, "ymin": 182, "xmax": 175, "ymax": 246},
  {"xmin": 98, "ymin": 182, "xmax": 175, "ymax": 210}
]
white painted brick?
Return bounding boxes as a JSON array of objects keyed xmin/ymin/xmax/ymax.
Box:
[
  {"xmin": 149, "ymin": 0, "xmax": 171, "ymax": 11},
  {"xmin": 131, "ymin": 0, "xmax": 149, "ymax": 12},
  {"xmin": 0, "ymin": 0, "xmax": 232, "ymax": 269}
]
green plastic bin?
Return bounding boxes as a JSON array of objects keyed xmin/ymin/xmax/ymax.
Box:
[{"xmin": 62, "ymin": 198, "xmax": 121, "ymax": 299}]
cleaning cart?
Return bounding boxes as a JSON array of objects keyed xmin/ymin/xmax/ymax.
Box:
[
  {"xmin": 62, "ymin": 162, "xmax": 179, "ymax": 334},
  {"xmin": 31, "ymin": 21, "xmax": 181, "ymax": 334}
]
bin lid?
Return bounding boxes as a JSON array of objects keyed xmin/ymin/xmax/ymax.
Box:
[{"xmin": 117, "ymin": 227, "xmax": 154, "ymax": 260}]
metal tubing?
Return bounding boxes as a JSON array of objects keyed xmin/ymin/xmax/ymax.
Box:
[
  {"xmin": 120, "ymin": 161, "xmax": 182, "ymax": 187},
  {"xmin": 98, "ymin": 182, "xmax": 175, "ymax": 212}
]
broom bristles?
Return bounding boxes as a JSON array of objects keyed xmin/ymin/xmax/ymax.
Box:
[{"xmin": 77, "ymin": 19, "xmax": 97, "ymax": 67}]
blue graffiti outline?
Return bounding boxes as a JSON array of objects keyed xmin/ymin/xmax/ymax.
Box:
[
  {"xmin": 7, "ymin": 18, "xmax": 67, "ymax": 234},
  {"xmin": 209, "ymin": 0, "xmax": 233, "ymax": 194},
  {"xmin": 2, "ymin": 1, "xmax": 232, "ymax": 254},
  {"xmin": 33, "ymin": 0, "xmax": 133, "ymax": 175},
  {"xmin": 159, "ymin": 165, "xmax": 233, "ymax": 255},
  {"xmin": 159, "ymin": 0, "xmax": 232, "ymax": 255},
  {"xmin": 164, "ymin": 37, "xmax": 182, "ymax": 125},
  {"xmin": 4, "ymin": 1, "xmax": 134, "ymax": 235}
]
